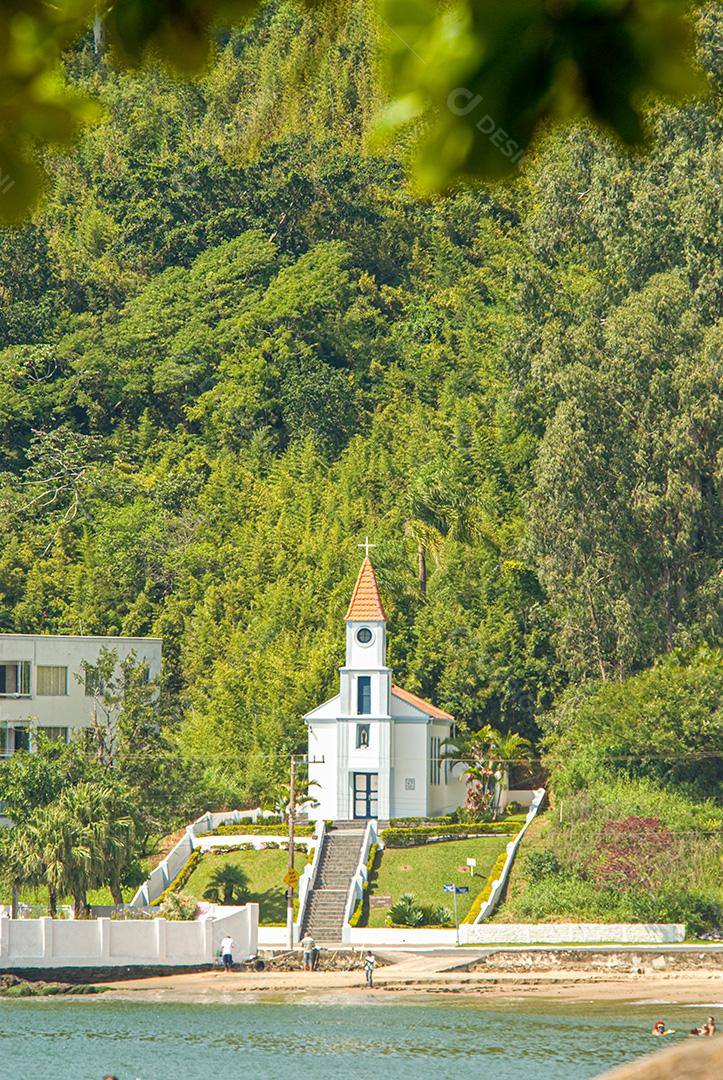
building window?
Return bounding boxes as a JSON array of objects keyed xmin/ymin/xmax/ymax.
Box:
[
  {"xmin": 39, "ymin": 727, "xmax": 69, "ymax": 744},
  {"xmin": 36, "ymin": 665, "xmax": 68, "ymax": 696},
  {"xmin": 357, "ymin": 675, "xmax": 371, "ymax": 715},
  {"xmin": 0, "ymin": 661, "xmax": 31, "ymax": 697},
  {"xmin": 356, "ymin": 723, "xmax": 370, "ymax": 749},
  {"xmin": 356, "ymin": 627, "xmax": 373, "ymax": 645},
  {"xmin": 12, "ymin": 726, "xmax": 30, "ymax": 753},
  {"xmin": 430, "ymin": 736, "xmax": 441, "ymax": 786}
]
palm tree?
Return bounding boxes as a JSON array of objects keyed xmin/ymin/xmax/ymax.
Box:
[
  {"xmin": 0, "ymin": 828, "xmax": 41, "ymax": 916},
  {"xmin": 18, "ymin": 781, "xmax": 139, "ymax": 916},
  {"xmin": 203, "ymin": 865, "xmax": 250, "ymax": 905},
  {"xmin": 21, "ymin": 801, "xmax": 92, "ymax": 917},
  {"xmin": 442, "ymin": 726, "xmax": 532, "ymax": 819}
]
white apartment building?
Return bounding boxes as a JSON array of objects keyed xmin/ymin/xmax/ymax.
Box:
[{"xmin": 0, "ymin": 634, "xmax": 162, "ymax": 757}]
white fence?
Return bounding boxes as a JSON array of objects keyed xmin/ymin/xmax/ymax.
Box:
[
  {"xmin": 349, "ymin": 927, "xmax": 458, "ymax": 945},
  {"xmin": 459, "ymin": 922, "xmax": 686, "ymax": 945},
  {"xmin": 341, "ymin": 820, "xmax": 380, "ymax": 945},
  {"xmin": 295, "ymin": 820, "xmax": 326, "ymax": 943},
  {"xmin": 474, "ymin": 787, "xmax": 546, "ymax": 923},
  {"xmin": 0, "ymin": 905, "xmax": 258, "ymax": 969},
  {"xmin": 345, "ymin": 922, "xmax": 686, "ymax": 946},
  {"xmin": 130, "ymin": 808, "xmax": 309, "ymax": 908}
]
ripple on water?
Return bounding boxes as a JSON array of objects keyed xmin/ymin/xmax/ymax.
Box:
[{"xmin": 0, "ymin": 998, "xmax": 681, "ymax": 1080}]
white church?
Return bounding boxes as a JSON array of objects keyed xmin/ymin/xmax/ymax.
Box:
[{"xmin": 305, "ymin": 555, "xmax": 466, "ymax": 821}]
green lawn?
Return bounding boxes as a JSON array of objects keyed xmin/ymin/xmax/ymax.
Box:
[
  {"xmin": 363, "ymin": 837, "xmax": 510, "ymax": 926},
  {"xmin": 183, "ymin": 848, "xmax": 308, "ymax": 924},
  {"xmin": 0, "ymin": 885, "xmax": 129, "ymax": 917}
]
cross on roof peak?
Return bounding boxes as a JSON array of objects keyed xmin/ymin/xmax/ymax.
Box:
[{"xmin": 357, "ymin": 535, "xmax": 376, "ymax": 559}]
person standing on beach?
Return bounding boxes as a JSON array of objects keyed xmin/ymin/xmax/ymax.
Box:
[
  {"xmin": 220, "ymin": 934, "xmax": 235, "ymax": 972},
  {"xmin": 301, "ymin": 932, "xmax": 316, "ymax": 971},
  {"xmin": 364, "ymin": 950, "xmax": 376, "ymax": 989}
]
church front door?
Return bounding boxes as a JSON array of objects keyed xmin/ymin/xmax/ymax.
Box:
[{"xmin": 353, "ymin": 772, "xmax": 378, "ymax": 819}]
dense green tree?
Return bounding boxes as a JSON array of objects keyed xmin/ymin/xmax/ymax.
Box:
[{"xmin": 0, "ymin": 2, "xmax": 719, "ymax": 810}]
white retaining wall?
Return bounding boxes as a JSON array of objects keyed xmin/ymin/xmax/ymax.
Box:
[
  {"xmin": 131, "ymin": 808, "xmax": 305, "ymax": 907},
  {"xmin": 0, "ymin": 905, "xmax": 258, "ymax": 969},
  {"xmin": 349, "ymin": 927, "xmax": 458, "ymax": 946},
  {"xmin": 345, "ymin": 923, "xmax": 685, "ymax": 946},
  {"xmin": 459, "ymin": 923, "xmax": 686, "ymax": 945},
  {"xmin": 474, "ymin": 787, "xmax": 546, "ymax": 923},
  {"xmin": 295, "ymin": 820, "xmax": 326, "ymax": 942},
  {"xmin": 500, "ymin": 788, "xmax": 536, "ymax": 809},
  {"xmin": 196, "ymin": 835, "xmax": 312, "ymax": 852}
]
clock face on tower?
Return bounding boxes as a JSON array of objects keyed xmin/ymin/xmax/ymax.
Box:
[{"xmin": 356, "ymin": 626, "xmax": 373, "ymax": 645}]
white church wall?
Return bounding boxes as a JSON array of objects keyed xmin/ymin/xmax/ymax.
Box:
[
  {"xmin": 347, "ymin": 725, "xmax": 381, "ymax": 772},
  {"xmin": 345, "ymin": 620, "xmax": 386, "ymax": 671},
  {"xmin": 389, "ymin": 693, "xmax": 426, "ymax": 718},
  {"xmin": 428, "ymin": 721, "xmax": 444, "ymax": 815},
  {"xmin": 391, "ymin": 722, "xmax": 428, "ymax": 817}
]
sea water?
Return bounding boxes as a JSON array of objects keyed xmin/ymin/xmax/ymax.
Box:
[{"xmin": 0, "ymin": 996, "xmax": 696, "ymax": 1080}]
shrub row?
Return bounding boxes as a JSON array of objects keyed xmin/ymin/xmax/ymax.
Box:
[
  {"xmin": 199, "ymin": 823, "xmax": 314, "ymax": 837},
  {"xmin": 463, "ymin": 852, "xmax": 509, "ymax": 924},
  {"xmin": 150, "ymin": 849, "xmax": 201, "ymax": 908},
  {"xmin": 380, "ymin": 823, "xmax": 520, "ymax": 848},
  {"xmin": 348, "ymin": 842, "xmax": 378, "ymax": 927},
  {"xmin": 389, "ymin": 815, "xmax": 456, "ymax": 828}
]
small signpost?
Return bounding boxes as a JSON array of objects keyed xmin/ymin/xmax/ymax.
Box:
[
  {"xmin": 443, "ymin": 884, "xmax": 469, "ymax": 945},
  {"xmin": 370, "ymin": 895, "xmax": 392, "ymax": 909},
  {"xmin": 283, "ymin": 867, "xmax": 300, "ymax": 889},
  {"xmin": 466, "ymin": 857, "xmax": 477, "ymax": 875}
]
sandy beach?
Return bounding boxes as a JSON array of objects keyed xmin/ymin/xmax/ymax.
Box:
[{"xmin": 101, "ymin": 951, "xmax": 723, "ymax": 1006}]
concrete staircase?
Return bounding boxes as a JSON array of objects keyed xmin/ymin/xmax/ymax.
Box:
[{"xmin": 301, "ymin": 826, "xmax": 366, "ymax": 942}]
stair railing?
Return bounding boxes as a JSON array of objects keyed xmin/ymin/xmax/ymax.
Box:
[
  {"xmin": 341, "ymin": 819, "xmax": 379, "ymax": 945},
  {"xmin": 470, "ymin": 787, "xmax": 546, "ymax": 924},
  {"xmin": 295, "ymin": 819, "xmax": 327, "ymax": 939}
]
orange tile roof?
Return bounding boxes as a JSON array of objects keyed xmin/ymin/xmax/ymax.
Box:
[
  {"xmin": 345, "ymin": 557, "xmax": 388, "ymax": 621},
  {"xmin": 392, "ymin": 684, "xmax": 454, "ymax": 721}
]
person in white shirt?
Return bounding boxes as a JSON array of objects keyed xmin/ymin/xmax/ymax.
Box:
[
  {"xmin": 220, "ymin": 935, "xmax": 235, "ymax": 972},
  {"xmin": 364, "ymin": 950, "xmax": 376, "ymax": 988}
]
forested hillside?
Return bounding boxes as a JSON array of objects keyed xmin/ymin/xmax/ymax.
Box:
[{"xmin": 0, "ymin": 1, "xmax": 720, "ymax": 806}]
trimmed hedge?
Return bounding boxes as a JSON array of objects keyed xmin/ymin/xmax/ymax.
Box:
[
  {"xmin": 463, "ymin": 852, "xmax": 508, "ymax": 924},
  {"xmin": 389, "ymin": 815, "xmax": 455, "ymax": 828},
  {"xmin": 150, "ymin": 849, "xmax": 201, "ymax": 908},
  {"xmin": 380, "ymin": 823, "xmax": 520, "ymax": 848},
  {"xmin": 199, "ymin": 823, "xmax": 314, "ymax": 837},
  {"xmin": 348, "ymin": 842, "xmax": 379, "ymax": 928}
]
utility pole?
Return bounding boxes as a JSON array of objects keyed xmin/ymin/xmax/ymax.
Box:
[{"xmin": 286, "ymin": 754, "xmax": 297, "ymax": 950}]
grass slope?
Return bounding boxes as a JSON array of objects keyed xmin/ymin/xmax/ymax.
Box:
[
  {"xmin": 363, "ymin": 837, "xmax": 509, "ymax": 926},
  {"xmin": 183, "ymin": 848, "xmax": 308, "ymax": 924}
]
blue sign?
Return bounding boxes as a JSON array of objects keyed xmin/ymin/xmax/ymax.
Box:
[
  {"xmin": 442, "ymin": 884, "xmax": 455, "ymax": 893},
  {"xmin": 455, "ymin": 886, "xmax": 469, "ymax": 894}
]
